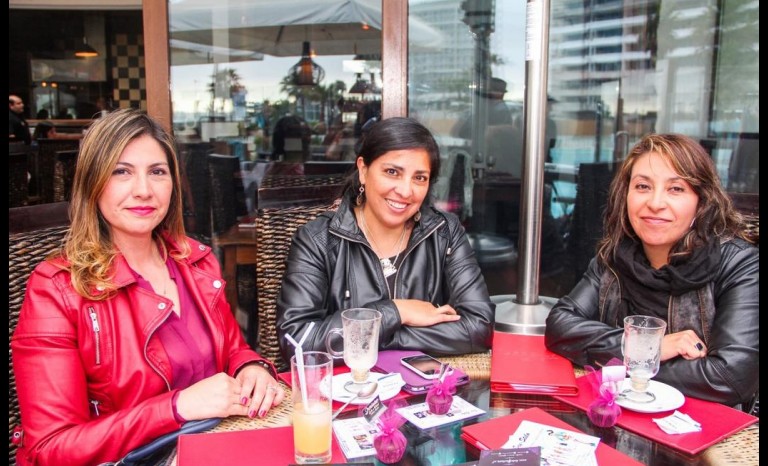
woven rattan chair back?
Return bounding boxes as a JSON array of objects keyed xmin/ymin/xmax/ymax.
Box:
[
  {"xmin": 179, "ymin": 142, "xmax": 214, "ymax": 243},
  {"xmin": 742, "ymin": 214, "xmax": 759, "ymax": 248},
  {"xmin": 35, "ymin": 139, "xmax": 80, "ymax": 204},
  {"xmin": 256, "ymin": 202, "xmax": 338, "ymax": 371},
  {"xmin": 53, "ymin": 149, "xmax": 78, "ymax": 202},
  {"xmin": 9, "ymin": 150, "xmax": 29, "ymax": 208},
  {"xmin": 567, "ymin": 162, "xmax": 617, "ymax": 279},
  {"xmin": 741, "ymin": 213, "xmax": 759, "ymax": 417},
  {"xmin": 208, "ymin": 154, "xmax": 243, "ymax": 236},
  {"xmin": 9, "ymin": 225, "xmax": 69, "ymax": 465}
]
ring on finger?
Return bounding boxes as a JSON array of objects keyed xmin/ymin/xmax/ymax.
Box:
[{"xmin": 695, "ymin": 342, "xmax": 704, "ymax": 351}]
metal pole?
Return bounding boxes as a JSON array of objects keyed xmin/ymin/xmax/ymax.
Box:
[
  {"xmin": 495, "ymin": 0, "xmax": 554, "ymax": 333},
  {"xmin": 470, "ymin": 43, "xmax": 489, "ymax": 177},
  {"xmin": 465, "ymin": 0, "xmax": 494, "ymax": 178},
  {"xmin": 595, "ymin": 101, "xmax": 603, "ymax": 162}
]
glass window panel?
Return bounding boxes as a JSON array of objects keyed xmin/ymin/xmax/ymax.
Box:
[
  {"xmin": 168, "ymin": 0, "xmax": 383, "ymax": 241},
  {"xmin": 408, "ymin": 0, "xmax": 759, "ymax": 298}
]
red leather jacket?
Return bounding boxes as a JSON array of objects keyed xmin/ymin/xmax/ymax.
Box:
[{"xmin": 12, "ymin": 235, "xmax": 272, "ymax": 466}]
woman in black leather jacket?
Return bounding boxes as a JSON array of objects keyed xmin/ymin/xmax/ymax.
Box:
[
  {"xmin": 545, "ymin": 133, "xmax": 759, "ymax": 407},
  {"xmin": 277, "ymin": 117, "xmax": 494, "ymax": 363}
]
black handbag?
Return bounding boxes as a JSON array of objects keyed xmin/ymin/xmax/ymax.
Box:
[{"xmin": 108, "ymin": 418, "xmax": 223, "ymax": 466}]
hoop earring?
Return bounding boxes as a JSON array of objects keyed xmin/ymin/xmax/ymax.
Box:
[
  {"xmin": 413, "ymin": 211, "xmax": 422, "ymax": 222},
  {"xmin": 356, "ymin": 185, "xmax": 365, "ymax": 206}
]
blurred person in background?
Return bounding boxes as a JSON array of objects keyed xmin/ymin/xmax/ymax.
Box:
[{"xmin": 9, "ymin": 94, "xmax": 31, "ymax": 144}]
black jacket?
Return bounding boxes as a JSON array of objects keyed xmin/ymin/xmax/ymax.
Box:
[
  {"xmin": 545, "ymin": 238, "xmax": 759, "ymax": 406},
  {"xmin": 10, "ymin": 110, "xmax": 31, "ymax": 144},
  {"xmin": 277, "ymin": 196, "xmax": 495, "ymax": 363}
]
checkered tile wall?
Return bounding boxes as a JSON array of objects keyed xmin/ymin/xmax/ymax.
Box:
[{"xmin": 110, "ymin": 33, "xmax": 146, "ymax": 110}]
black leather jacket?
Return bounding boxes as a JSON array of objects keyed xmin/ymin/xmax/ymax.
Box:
[
  {"xmin": 277, "ymin": 196, "xmax": 495, "ymax": 363},
  {"xmin": 545, "ymin": 238, "xmax": 759, "ymax": 406}
]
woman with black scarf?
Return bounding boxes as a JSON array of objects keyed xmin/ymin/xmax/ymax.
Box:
[{"xmin": 545, "ymin": 133, "xmax": 758, "ymax": 408}]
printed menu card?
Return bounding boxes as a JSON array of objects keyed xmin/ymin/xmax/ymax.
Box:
[{"xmin": 460, "ymin": 407, "xmax": 644, "ymax": 465}]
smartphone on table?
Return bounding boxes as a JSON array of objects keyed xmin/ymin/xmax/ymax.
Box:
[
  {"xmin": 400, "ymin": 354, "xmax": 444, "ymax": 379},
  {"xmin": 373, "ymin": 350, "xmax": 470, "ymax": 394}
]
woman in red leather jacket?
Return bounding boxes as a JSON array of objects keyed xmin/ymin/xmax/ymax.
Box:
[{"xmin": 11, "ymin": 109, "xmax": 285, "ymax": 466}]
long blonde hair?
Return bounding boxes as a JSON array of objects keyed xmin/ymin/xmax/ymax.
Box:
[{"xmin": 63, "ymin": 109, "xmax": 189, "ymax": 300}]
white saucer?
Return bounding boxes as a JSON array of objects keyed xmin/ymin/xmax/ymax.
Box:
[
  {"xmin": 326, "ymin": 372, "xmax": 405, "ymax": 405},
  {"xmin": 615, "ymin": 378, "xmax": 685, "ymax": 413}
]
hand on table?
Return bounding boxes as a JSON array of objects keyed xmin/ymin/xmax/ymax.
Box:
[
  {"xmin": 661, "ymin": 330, "xmax": 707, "ymax": 362},
  {"xmin": 235, "ymin": 362, "xmax": 286, "ymax": 418},
  {"xmin": 395, "ymin": 299, "xmax": 461, "ymax": 327},
  {"xmin": 176, "ymin": 365, "xmax": 285, "ymax": 421}
]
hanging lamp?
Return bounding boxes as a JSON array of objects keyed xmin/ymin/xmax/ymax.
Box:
[
  {"xmin": 75, "ymin": 37, "xmax": 99, "ymax": 58},
  {"xmin": 348, "ymin": 73, "xmax": 370, "ymax": 95},
  {"xmin": 289, "ymin": 41, "xmax": 324, "ymax": 86}
]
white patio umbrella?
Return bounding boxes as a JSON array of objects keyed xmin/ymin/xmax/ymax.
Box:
[
  {"xmin": 169, "ymin": 39, "xmax": 266, "ymax": 65},
  {"xmin": 169, "ymin": 0, "xmax": 443, "ymax": 59}
]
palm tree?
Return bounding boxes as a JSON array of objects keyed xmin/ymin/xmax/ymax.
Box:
[
  {"xmin": 207, "ymin": 66, "xmax": 245, "ymax": 116},
  {"xmin": 279, "ymin": 74, "xmax": 311, "ymax": 118}
]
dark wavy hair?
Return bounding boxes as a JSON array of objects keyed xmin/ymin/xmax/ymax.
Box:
[
  {"xmin": 597, "ymin": 133, "xmax": 747, "ymax": 267},
  {"xmin": 341, "ymin": 117, "xmax": 441, "ymax": 202}
]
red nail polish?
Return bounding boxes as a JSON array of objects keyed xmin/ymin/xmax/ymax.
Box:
[
  {"xmin": 248, "ymin": 409, "xmax": 256, "ymax": 418},
  {"xmin": 258, "ymin": 409, "xmax": 266, "ymax": 418},
  {"xmin": 241, "ymin": 396, "xmax": 248, "ymax": 405}
]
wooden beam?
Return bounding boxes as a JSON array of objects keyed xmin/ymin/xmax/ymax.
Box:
[
  {"xmin": 9, "ymin": 202, "xmax": 70, "ymax": 234},
  {"xmin": 142, "ymin": 0, "xmax": 172, "ymax": 132},
  {"xmin": 382, "ymin": 0, "xmax": 408, "ymax": 118}
]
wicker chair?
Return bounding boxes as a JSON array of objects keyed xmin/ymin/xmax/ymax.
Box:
[
  {"xmin": 256, "ymin": 202, "xmax": 338, "ymax": 371},
  {"xmin": 9, "ymin": 226, "xmax": 69, "ymax": 465},
  {"xmin": 9, "ymin": 150, "xmax": 29, "ymax": 208},
  {"xmin": 742, "ymin": 213, "xmax": 759, "ymax": 417},
  {"xmin": 53, "ymin": 149, "xmax": 78, "ymax": 202},
  {"xmin": 178, "ymin": 142, "xmax": 214, "ymax": 244},
  {"xmin": 208, "ymin": 154, "xmax": 246, "ymax": 236},
  {"xmin": 742, "ymin": 214, "xmax": 759, "ymax": 248},
  {"xmin": 34, "ymin": 139, "xmax": 80, "ymax": 204},
  {"xmin": 258, "ymin": 173, "xmax": 345, "ymax": 208},
  {"xmin": 566, "ymin": 162, "xmax": 617, "ymax": 280}
]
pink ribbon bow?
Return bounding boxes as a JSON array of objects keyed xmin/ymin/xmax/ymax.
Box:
[
  {"xmin": 585, "ymin": 359, "xmax": 625, "ymax": 428},
  {"xmin": 374, "ymin": 399, "xmax": 408, "ymax": 464}
]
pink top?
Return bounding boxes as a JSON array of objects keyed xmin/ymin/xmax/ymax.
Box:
[{"xmin": 133, "ymin": 256, "xmax": 216, "ymax": 390}]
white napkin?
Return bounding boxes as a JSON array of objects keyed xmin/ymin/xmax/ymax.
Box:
[{"xmin": 652, "ymin": 410, "xmax": 702, "ymax": 434}]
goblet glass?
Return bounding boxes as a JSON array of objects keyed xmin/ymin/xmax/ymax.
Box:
[
  {"xmin": 325, "ymin": 308, "xmax": 382, "ymax": 394},
  {"xmin": 620, "ymin": 315, "xmax": 667, "ymax": 403}
]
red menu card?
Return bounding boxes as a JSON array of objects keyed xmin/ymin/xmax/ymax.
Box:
[
  {"xmin": 490, "ymin": 331, "xmax": 578, "ymax": 396},
  {"xmin": 553, "ymin": 375, "xmax": 758, "ymax": 455},
  {"xmin": 177, "ymin": 425, "xmax": 346, "ymax": 465},
  {"xmin": 461, "ymin": 407, "xmax": 644, "ymax": 465}
]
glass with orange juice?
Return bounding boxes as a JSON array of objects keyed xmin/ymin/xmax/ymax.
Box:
[{"xmin": 291, "ymin": 351, "xmax": 333, "ymax": 463}]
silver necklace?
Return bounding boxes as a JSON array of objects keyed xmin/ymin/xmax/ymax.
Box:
[
  {"xmin": 156, "ymin": 249, "xmax": 168, "ymax": 297},
  {"xmin": 359, "ymin": 209, "xmax": 407, "ymax": 278}
]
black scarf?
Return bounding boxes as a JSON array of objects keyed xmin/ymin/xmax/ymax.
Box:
[{"xmin": 613, "ymin": 238, "xmax": 721, "ymax": 317}]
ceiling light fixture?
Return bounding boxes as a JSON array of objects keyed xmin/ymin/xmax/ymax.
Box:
[
  {"xmin": 348, "ymin": 73, "xmax": 370, "ymax": 95},
  {"xmin": 289, "ymin": 41, "xmax": 325, "ymax": 86},
  {"xmin": 75, "ymin": 37, "xmax": 99, "ymax": 58}
]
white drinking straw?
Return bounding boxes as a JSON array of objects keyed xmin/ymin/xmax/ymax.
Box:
[
  {"xmin": 439, "ymin": 364, "xmax": 453, "ymax": 383},
  {"xmin": 285, "ymin": 333, "xmax": 309, "ymax": 408},
  {"xmin": 298, "ymin": 321, "xmax": 315, "ymax": 347}
]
